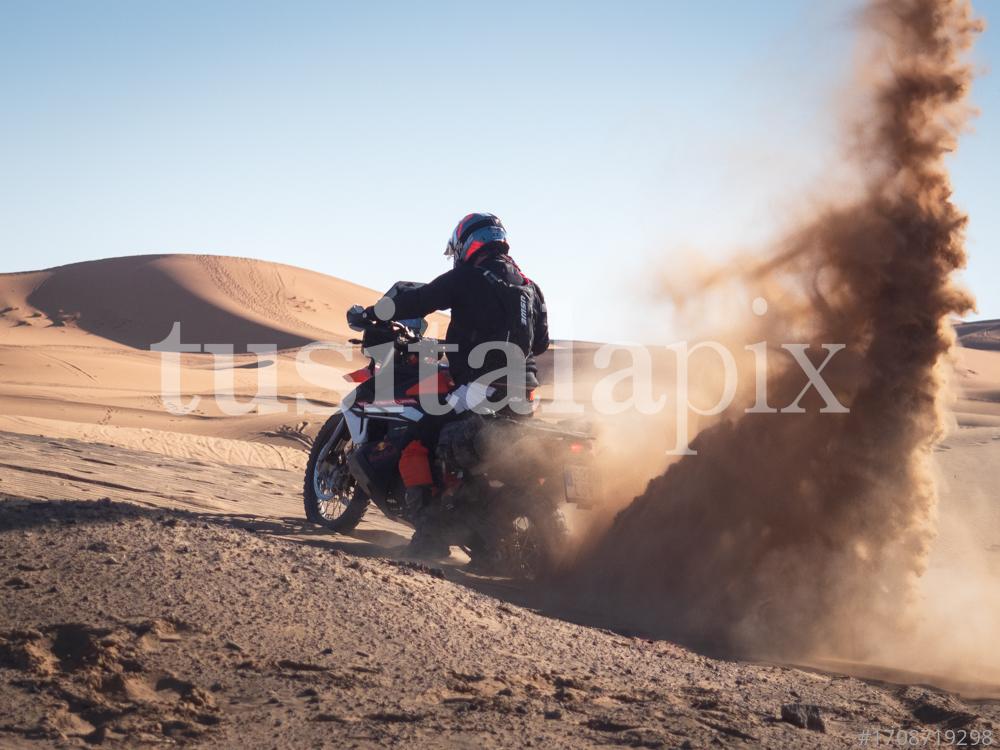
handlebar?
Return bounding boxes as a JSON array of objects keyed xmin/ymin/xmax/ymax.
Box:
[{"xmin": 346, "ymin": 305, "xmax": 422, "ymax": 345}]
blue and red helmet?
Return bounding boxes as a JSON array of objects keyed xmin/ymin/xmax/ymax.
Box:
[{"xmin": 444, "ymin": 212, "xmax": 508, "ymax": 268}]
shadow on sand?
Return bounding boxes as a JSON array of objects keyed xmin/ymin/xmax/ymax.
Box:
[
  {"xmin": 6, "ymin": 494, "xmax": 999, "ymax": 702},
  {"xmin": 0, "ymin": 495, "xmax": 603, "ymax": 632}
]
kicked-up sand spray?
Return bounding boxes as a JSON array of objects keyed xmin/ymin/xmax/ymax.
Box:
[{"xmin": 573, "ymin": 0, "xmax": 983, "ymax": 662}]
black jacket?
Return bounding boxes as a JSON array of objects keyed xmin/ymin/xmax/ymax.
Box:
[{"xmin": 387, "ymin": 250, "xmax": 549, "ymax": 387}]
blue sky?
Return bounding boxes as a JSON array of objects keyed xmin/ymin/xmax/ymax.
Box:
[{"xmin": 1, "ymin": 1, "xmax": 997, "ymax": 342}]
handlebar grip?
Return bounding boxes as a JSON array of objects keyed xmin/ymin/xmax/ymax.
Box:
[{"xmin": 346, "ymin": 305, "xmax": 368, "ymax": 331}]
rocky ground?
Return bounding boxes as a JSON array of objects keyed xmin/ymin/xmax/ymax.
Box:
[{"xmin": 2, "ymin": 433, "xmax": 999, "ymax": 749}]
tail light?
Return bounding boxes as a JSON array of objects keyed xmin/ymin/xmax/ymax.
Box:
[{"xmin": 569, "ymin": 442, "xmax": 586, "ymax": 454}]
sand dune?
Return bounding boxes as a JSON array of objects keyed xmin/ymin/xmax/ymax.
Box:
[
  {"xmin": 0, "ymin": 254, "xmax": 448, "ymax": 457},
  {"xmin": 956, "ymin": 318, "xmax": 1000, "ymax": 351},
  {"xmin": 2, "ymin": 252, "xmax": 998, "ymax": 465},
  {"xmin": 951, "ymin": 346, "xmax": 1000, "ymax": 428},
  {"xmin": 2, "ymin": 254, "xmax": 377, "ymax": 349},
  {"xmin": 0, "ymin": 415, "xmax": 305, "ymax": 472}
]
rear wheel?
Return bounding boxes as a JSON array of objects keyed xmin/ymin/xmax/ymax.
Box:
[
  {"xmin": 512, "ymin": 507, "xmax": 568, "ymax": 579},
  {"xmin": 469, "ymin": 503, "xmax": 568, "ymax": 579},
  {"xmin": 303, "ymin": 414, "xmax": 369, "ymax": 532}
]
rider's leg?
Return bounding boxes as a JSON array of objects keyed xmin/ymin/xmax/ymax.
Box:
[
  {"xmin": 399, "ymin": 385, "xmax": 486, "ymax": 557},
  {"xmin": 398, "ymin": 436, "xmax": 449, "ymax": 557}
]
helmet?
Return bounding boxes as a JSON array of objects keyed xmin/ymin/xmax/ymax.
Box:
[{"xmin": 444, "ymin": 213, "xmax": 508, "ymax": 268}]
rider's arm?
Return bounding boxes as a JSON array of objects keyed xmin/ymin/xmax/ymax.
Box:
[
  {"xmin": 385, "ymin": 267, "xmax": 461, "ymax": 320},
  {"xmin": 530, "ymin": 282, "xmax": 550, "ymax": 356}
]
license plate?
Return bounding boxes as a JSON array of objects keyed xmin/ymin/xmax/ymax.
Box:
[{"xmin": 564, "ymin": 464, "xmax": 599, "ymax": 505}]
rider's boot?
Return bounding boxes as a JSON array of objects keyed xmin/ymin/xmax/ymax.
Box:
[
  {"xmin": 405, "ymin": 486, "xmax": 450, "ymax": 559},
  {"xmin": 399, "ymin": 439, "xmax": 449, "ymax": 558}
]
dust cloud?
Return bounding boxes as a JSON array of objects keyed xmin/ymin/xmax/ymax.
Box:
[{"xmin": 570, "ymin": 0, "xmax": 986, "ymax": 670}]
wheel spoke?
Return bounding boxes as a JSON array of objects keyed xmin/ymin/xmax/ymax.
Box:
[{"xmin": 311, "ymin": 430, "xmax": 357, "ymax": 522}]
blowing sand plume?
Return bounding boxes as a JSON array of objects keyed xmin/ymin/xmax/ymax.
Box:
[{"xmin": 573, "ymin": 0, "xmax": 983, "ymax": 662}]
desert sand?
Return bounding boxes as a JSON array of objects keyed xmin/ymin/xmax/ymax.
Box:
[
  {"xmin": 2, "ymin": 255, "xmax": 999, "ymax": 747},
  {"xmin": 0, "ymin": 254, "xmax": 448, "ymax": 461}
]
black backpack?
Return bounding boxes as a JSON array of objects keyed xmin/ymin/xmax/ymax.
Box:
[{"xmin": 478, "ymin": 265, "xmax": 537, "ymax": 357}]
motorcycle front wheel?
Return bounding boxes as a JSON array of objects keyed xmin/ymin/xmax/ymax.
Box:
[{"xmin": 303, "ymin": 414, "xmax": 369, "ymax": 532}]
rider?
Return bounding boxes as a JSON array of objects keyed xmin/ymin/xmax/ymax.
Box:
[{"xmin": 350, "ymin": 212, "xmax": 550, "ymax": 555}]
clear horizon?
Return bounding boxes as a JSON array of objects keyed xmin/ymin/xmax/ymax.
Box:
[{"xmin": 2, "ymin": 1, "xmax": 998, "ymax": 342}]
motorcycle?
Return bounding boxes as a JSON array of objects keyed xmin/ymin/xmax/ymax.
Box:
[{"xmin": 302, "ymin": 282, "xmax": 600, "ymax": 576}]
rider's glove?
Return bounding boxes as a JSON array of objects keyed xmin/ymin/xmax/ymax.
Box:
[{"xmin": 346, "ymin": 304, "xmax": 376, "ymax": 331}]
